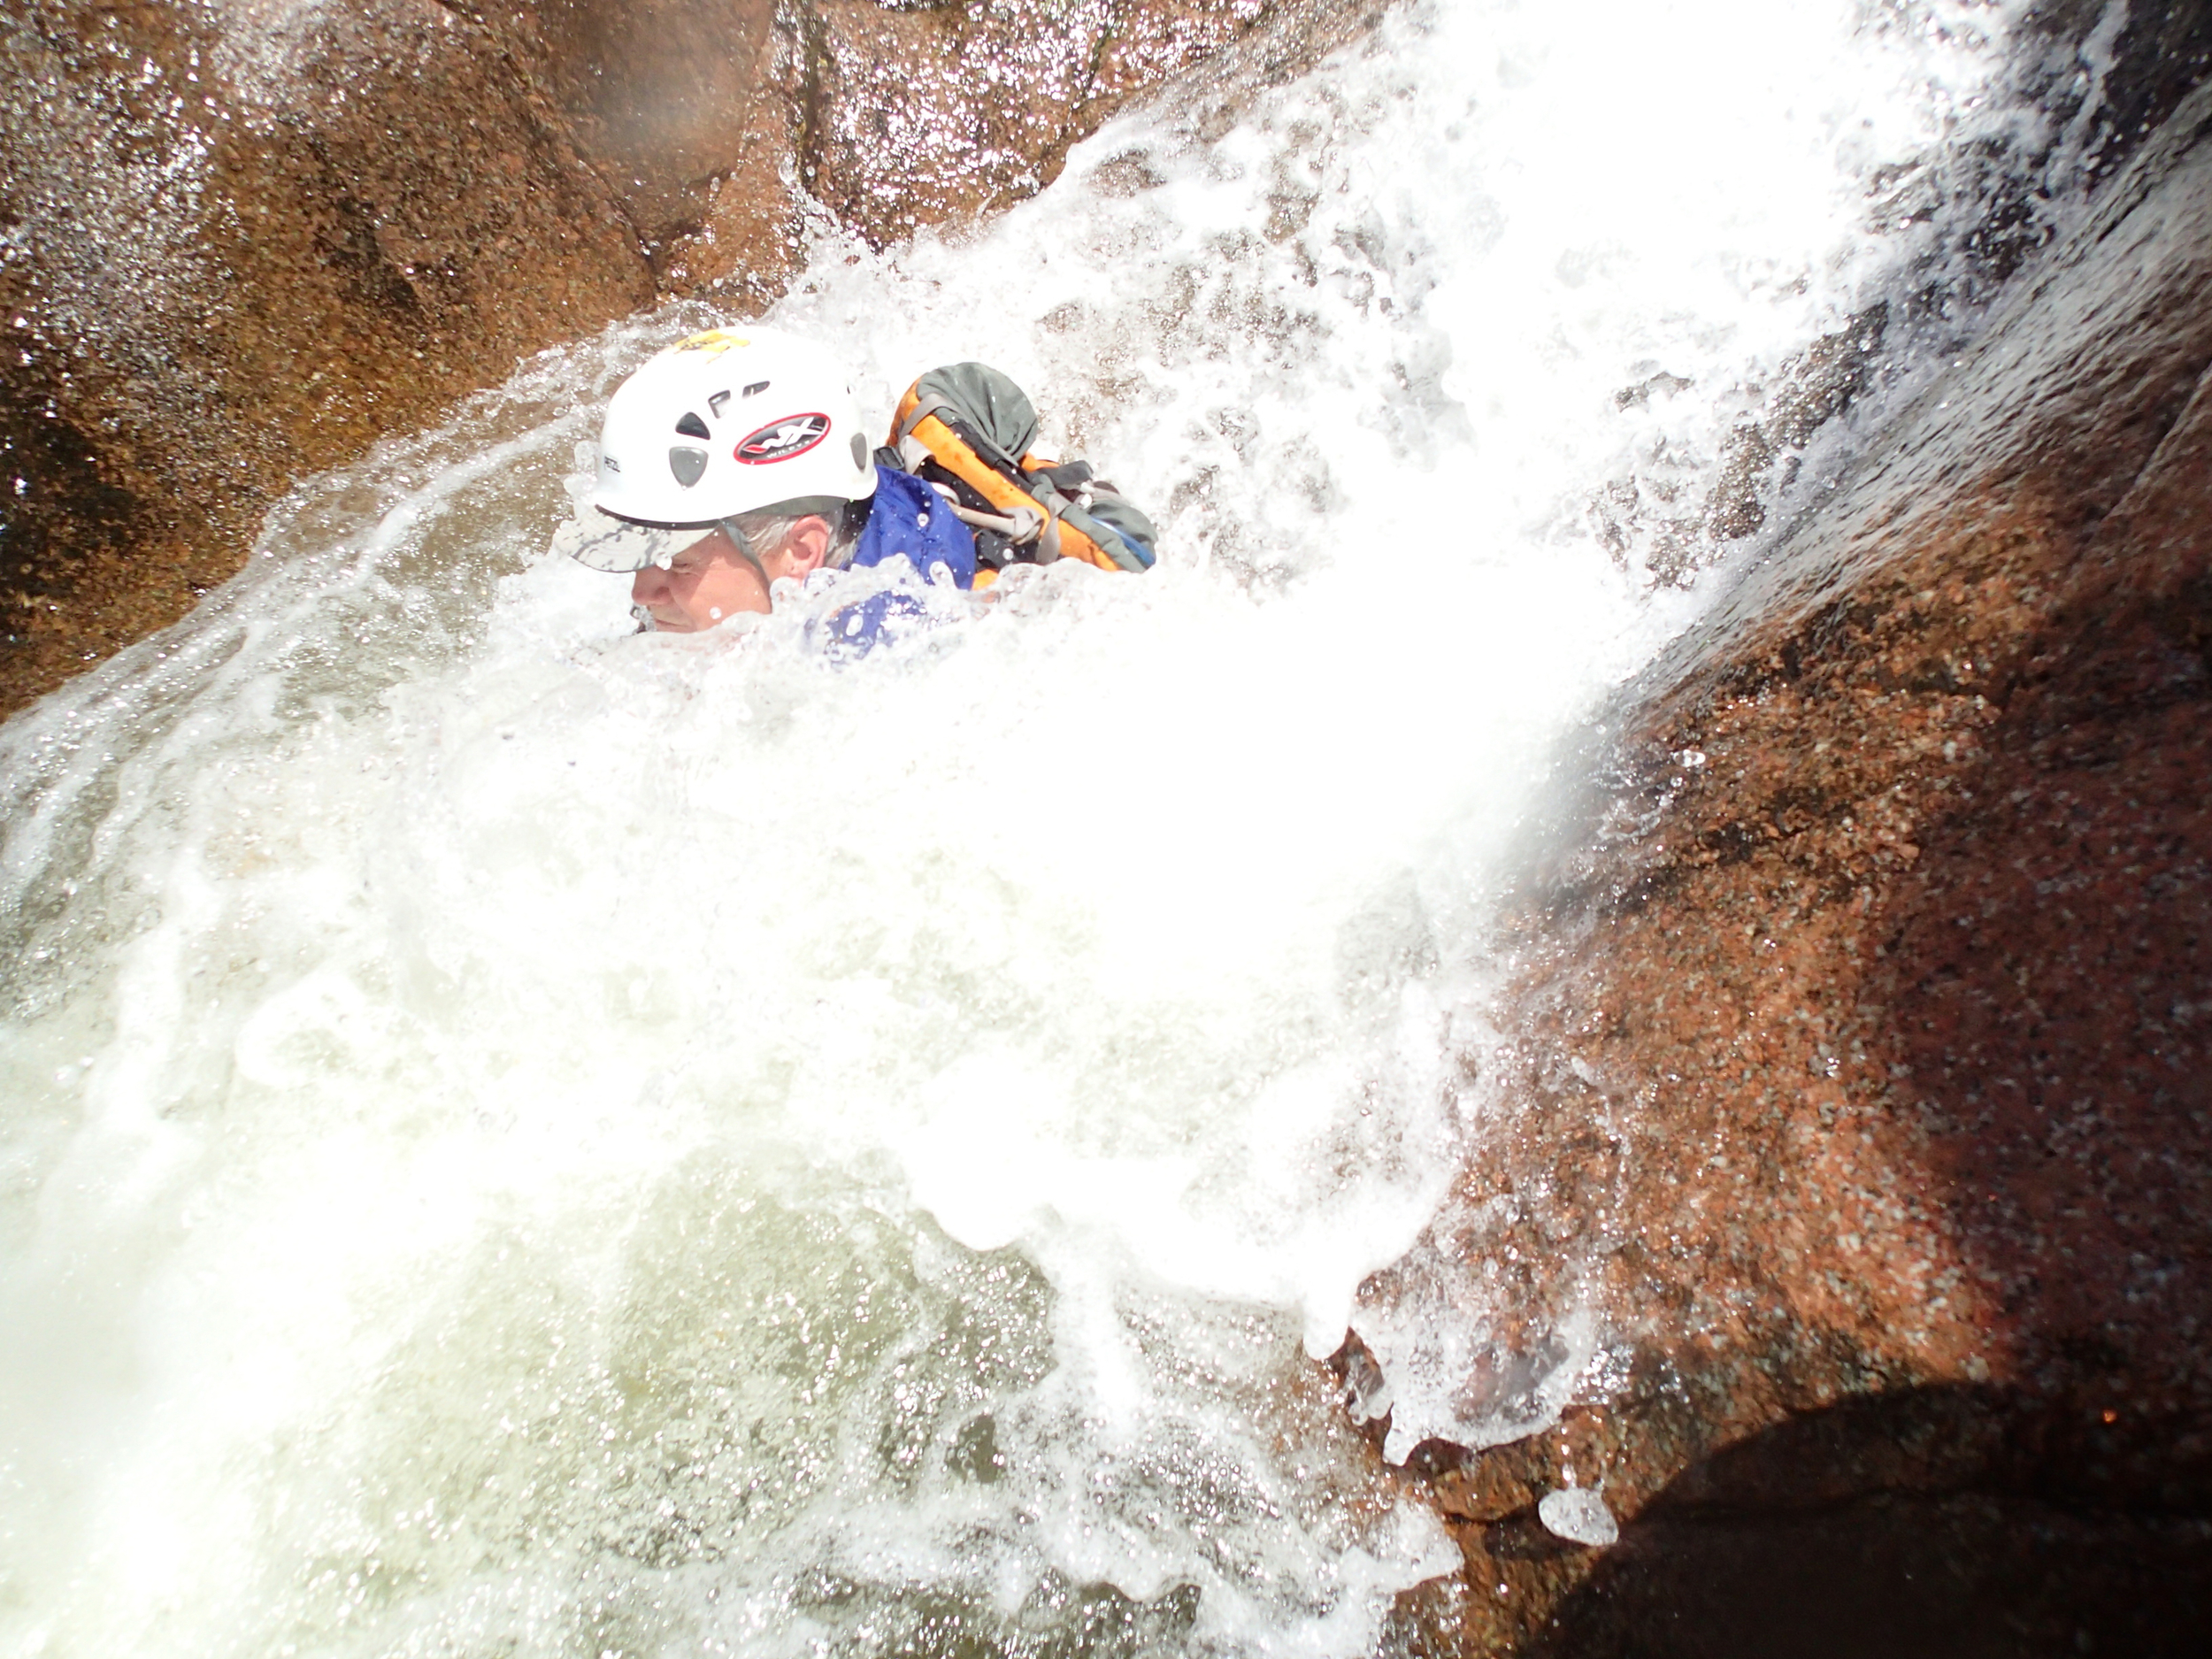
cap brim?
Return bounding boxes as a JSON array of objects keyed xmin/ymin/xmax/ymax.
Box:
[{"xmin": 552, "ymin": 511, "xmax": 722, "ymax": 572}]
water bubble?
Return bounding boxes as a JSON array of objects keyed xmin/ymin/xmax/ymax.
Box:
[{"xmin": 1538, "ymin": 1487, "xmax": 1620, "ymax": 1547}]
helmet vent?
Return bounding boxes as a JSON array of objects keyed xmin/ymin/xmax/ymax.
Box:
[
  {"xmin": 743, "ymin": 380, "xmax": 771, "ymax": 397},
  {"xmin": 674, "ymin": 411, "xmax": 710, "ymax": 439},
  {"xmin": 668, "ymin": 446, "xmax": 710, "ymax": 488},
  {"xmin": 707, "ymin": 390, "xmax": 732, "ymax": 419}
]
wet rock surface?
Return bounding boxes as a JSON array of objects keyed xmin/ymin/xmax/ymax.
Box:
[
  {"xmin": 0, "ymin": 0, "xmax": 1376, "ymax": 717},
  {"xmin": 1371, "ymin": 56, "xmax": 2212, "ymax": 1659}
]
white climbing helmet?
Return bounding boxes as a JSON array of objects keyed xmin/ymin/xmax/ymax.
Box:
[{"xmin": 553, "ymin": 326, "xmax": 879, "ymax": 572}]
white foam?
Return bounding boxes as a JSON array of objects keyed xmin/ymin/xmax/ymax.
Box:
[{"xmin": 1, "ymin": 3, "xmax": 2040, "ymax": 1653}]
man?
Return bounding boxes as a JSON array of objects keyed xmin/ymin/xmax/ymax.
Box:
[{"xmin": 552, "ymin": 327, "xmax": 976, "ymax": 632}]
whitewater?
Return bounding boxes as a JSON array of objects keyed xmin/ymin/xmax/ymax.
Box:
[{"xmin": 0, "ymin": 2, "xmax": 2073, "ymax": 1653}]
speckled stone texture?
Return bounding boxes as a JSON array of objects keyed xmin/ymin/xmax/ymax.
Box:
[
  {"xmin": 1370, "ymin": 67, "xmax": 2212, "ymax": 1659},
  {"xmin": 0, "ymin": 0, "xmax": 1378, "ymax": 717}
]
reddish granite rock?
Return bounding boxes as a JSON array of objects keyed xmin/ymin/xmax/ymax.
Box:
[
  {"xmin": 1, "ymin": 0, "xmax": 1371, "ymax": 717},
  {"xmin": 1371, "ymin": 65, "xmax": 2212, "ymax": 1659}
]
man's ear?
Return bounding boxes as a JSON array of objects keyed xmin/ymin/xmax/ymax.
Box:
[{"xmin": 778, "ymin": 515, "xmax": 832, "ymax": 576}]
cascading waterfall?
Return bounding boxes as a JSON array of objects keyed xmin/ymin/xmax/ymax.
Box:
[{"xmin": 2, "ymin": 2, "xmax": 2076, "ymax": 1653}]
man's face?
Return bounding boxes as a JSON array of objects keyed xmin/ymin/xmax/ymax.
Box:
[
  {"xmin": 629, "ymin": 518, "xmax": 830, "ymax": 632},
  {"xmin": 629, "ymin": 532, "xmax": 768, "ymax": 632}
]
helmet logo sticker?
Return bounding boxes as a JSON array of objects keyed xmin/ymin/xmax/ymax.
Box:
[{"xmin": 734, "ymin": 413, "xmax": 831, "ymax": 465}]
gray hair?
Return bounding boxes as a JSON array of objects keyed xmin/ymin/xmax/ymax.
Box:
[{"xmin": 724, "ymin": 506, "xmax": 856, "ymax": 572}]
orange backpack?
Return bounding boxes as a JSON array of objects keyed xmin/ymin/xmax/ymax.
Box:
[{"xmin": 888, "ymin": 365, "xmax": 1157, "ymax": 585}]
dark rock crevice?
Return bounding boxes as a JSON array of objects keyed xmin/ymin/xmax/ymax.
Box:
[{"xmin": 1525, "ymin": 1385, "xmax": 2212, "ymax": 1659}]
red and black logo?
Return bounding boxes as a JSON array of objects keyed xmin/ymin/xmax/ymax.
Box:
[{"xmin": 733, "ymin": 413, "xmax": 832, "ymax": 465}]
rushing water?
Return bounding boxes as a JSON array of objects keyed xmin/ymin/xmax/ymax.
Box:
[{"xmin": 1, "ymin": 2, "xmax": 2079, "ymax": 1653}]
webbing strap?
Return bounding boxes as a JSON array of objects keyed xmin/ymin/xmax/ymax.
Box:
[{"xmin": 899, "ymin": 398, "xmax": 1140, "ymax": 569}]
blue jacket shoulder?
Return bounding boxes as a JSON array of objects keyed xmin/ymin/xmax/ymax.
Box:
[{"xmin": 846, "ymin": 465, "xmax": 976, "ymax": 589}]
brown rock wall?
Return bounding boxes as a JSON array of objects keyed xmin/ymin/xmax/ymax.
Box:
[
  {"xmin": 517, "ymin": 0, "xmax": 780, "ymax": 252},
  {"xmin": 2, "ymin": 0, "xmax": 664, "ymax": 707}
]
